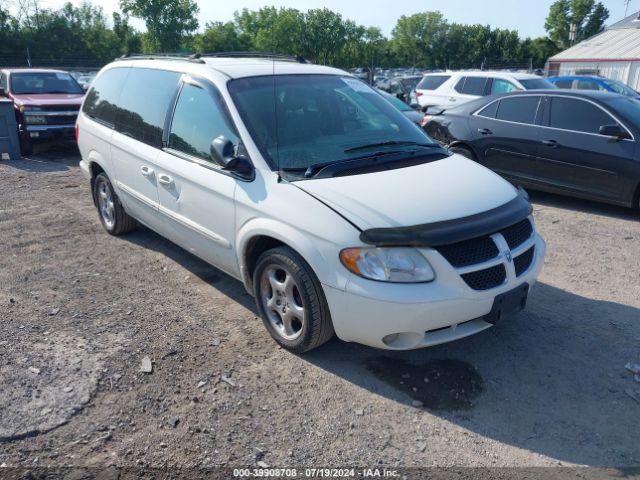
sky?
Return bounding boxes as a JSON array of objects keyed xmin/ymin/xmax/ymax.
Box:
[{"xmin": 36, "ymin": 0, "xmax": 633, "ymax": 39}]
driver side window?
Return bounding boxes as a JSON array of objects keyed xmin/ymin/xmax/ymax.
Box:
[{"xmin": 169, "ymin": 83, "xmax": 239, "ymax": 162}]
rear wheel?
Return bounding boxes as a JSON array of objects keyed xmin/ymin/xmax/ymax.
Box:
[
  {"xmin": 449, "ymin": 145, "xmax": 476, "ymax": 161},
  {"xmin": 253, "ymin": 246, "xmax": 334, "ymax": 353},
  {"xmin": 92, "ymin": 173, "xmax": 136, "ymax": 236}
]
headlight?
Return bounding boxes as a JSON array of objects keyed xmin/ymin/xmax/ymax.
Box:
[
  {"xmin": 24, "ymin": 114, "xmax": 46, "ymax": 124},
  {"xmin": 340, "ymin": 247, "xmax": 435, "ymax": 283}
]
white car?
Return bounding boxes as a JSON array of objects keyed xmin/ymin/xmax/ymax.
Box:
[
  {"xmin": 416, "ymin": 71, "xmax": 555, "ymax": 109},
  {"xmin": 76, "ymin": 54, "xmax": 545, "ymax": 352}
]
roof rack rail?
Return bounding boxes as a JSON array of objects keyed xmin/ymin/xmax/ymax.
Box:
[
  {"xmin": 200, "ymin": 52, "xmax": 308, "ymax": 64},
  {"xmin": 118, "ymin": 53, "xmax": 205, "ymax": 64}
]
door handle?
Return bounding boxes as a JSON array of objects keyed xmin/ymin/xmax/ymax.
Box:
[
  {"xmin": 542, "ymin": 139, "xmax": 559, "ymax": 148},
  {"xmin": 477, "ymin": 128, "xmax": 493, "ymax": 135},
  {"xmin": 140, "ymin": 165, "xmax": 154, "ymax": 177},
  {"xmin": 157, "ymin": 174, "xmax": 174, "ymax": 186}
]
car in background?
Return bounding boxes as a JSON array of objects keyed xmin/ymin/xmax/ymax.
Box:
[
  {"xmin": 423, "ymin": 90, "xmax": 640, "ymax": 208},
  {"xmin": 548, "ymin": 75, "xmax": 640, "ymax": 100},
  {"xmin": 385, "ymin": 75, "xmax": 423, "ymax": 106},
  {"xmin": 0, "ymin": 68, "xmax": 85, "ymax": 155},
  {"xmin": 76, "ymin": 74, "xmax": 96, "ymax": 91},
  {"xmin": 415, "ymin": 71, "xmax": 555, "ymax": 109},
  {"xmin": 377, "ymin": 88, "xmax": 423, "ymax": 125}
]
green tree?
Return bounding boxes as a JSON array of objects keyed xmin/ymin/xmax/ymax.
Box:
[
  {"xmin": 390, "ymin": 11, "xmax": 448, "ymax": 67},
  {"xmin": 194, "ymin": 21, "xmax": 248, "ymax": 53},
  {"xmin": 302, "ymin": 8, "xmax": 348, "ymax": 64},
  {"xmin": 119, "ymin": 0, "xmax": 199, "ymax": 52},
  {"xmin": 545, "ymin": 0, "xmax": 609, "ymax": 49}
]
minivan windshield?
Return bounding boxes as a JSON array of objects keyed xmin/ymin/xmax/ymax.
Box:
[
  {"xmin": 10, "ymin": 72, "xmax": 84, "ymax": 95},
  {"xmin": 228, "ymin": 74, "xmax": 437, "ymax": 172}
]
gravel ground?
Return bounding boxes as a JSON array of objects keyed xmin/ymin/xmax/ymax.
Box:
[{"xmin": 0, "ymin": 148, "xmax": 639, "ymax": 472}]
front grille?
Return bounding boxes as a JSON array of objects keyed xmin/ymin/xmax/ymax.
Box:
[
  {"xmin": 435, "ymin": 236, "xmax": 498, "ymax": 268},
  {"xmin": 461, "ymin": 264, "xmax": 506, "ymax": 291},
  {"xmin": 514, "ymin": 246, "xmax": 535, "ymax": 276},
  {"xmin": 46, "ymin": 114, "xmax": 77, "ymax": 125},
  {"xmin": 500, "ymin": 219, "xmax": 533, "ymax": 249}
]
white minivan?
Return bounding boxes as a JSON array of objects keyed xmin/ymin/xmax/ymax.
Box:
[
  {"xmin": 415, "ymin": 71, "xmax": 555, "ymax": 109},
  {"xmin": 77, "ymin": 54, "xmax": 546, "ymax": 352}
]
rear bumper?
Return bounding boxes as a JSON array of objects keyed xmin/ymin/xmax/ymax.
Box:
[{"xmin": 323, "ymin": 233, "xmax": 546, "ymax": 350}]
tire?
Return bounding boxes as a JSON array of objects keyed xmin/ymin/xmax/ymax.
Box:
[
  {"xmin": 92, "ymin": 173, "xmax": 136, "ymax": 236},
  {"xmin": 449, "ymin": 145, "xmax": 476, "ymax": 161},
  {"xmin": 19, "ymin": 136, "xmax": 32, "ymax": 157},
  {"xmin": 253, "ymin": 246, "xmax": 334, "ymax": 353}
]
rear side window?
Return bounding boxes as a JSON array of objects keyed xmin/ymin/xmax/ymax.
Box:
[
  {"xmin": 576, "ymin": 80, "xmax": 603, "ymax": 91},
  {"xmin": 495, "ymin": 96, "xmax": 540, "ymax": 124},
  {"xmin": 417, "ymin": 75, "xmax": 450, "ymax": 91},
  {"xmin": 169, "ymin": 83, "xmax": 239, "ymax": 162},
  {"xmin": 548, "ymin": 97, "xmax": 615, "ymax": 134},
  {"xmin": 455, "ymin": 77, "xmax": 487, "ymax": 96},
  {"xmin": 553, "ymin": 80, "xmax": 573, "ymax": 89},
  {"xmin": 83, "ymin": 68, "xmax": 130, "ymax": 126},
  {"xmin": 490, "ymin": 78, "xmax": 517, "ymax": 94},
  {"xmin": 114, "ymin": 68, "xmax": 180, "ymax": 148}
]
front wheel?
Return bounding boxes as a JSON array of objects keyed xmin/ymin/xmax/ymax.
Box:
[
  {"xmin": 92, "ymin": 173, "xmax": 136, "ymax": 236},
  {"xmin": 253, "ymin": 247, "xmax": 334, "ymax": 353},
  {"xmin": 449, "ymin": 145, "xmax": 476, "ymax": 161}
]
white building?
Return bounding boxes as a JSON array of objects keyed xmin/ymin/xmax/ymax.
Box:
[{"xmin": 547, "ymin": 10, "xmax": 640, "ymax": 89}]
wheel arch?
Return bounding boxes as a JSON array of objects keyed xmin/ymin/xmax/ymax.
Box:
[
  {"xmin": 448, "ymin": 140, "xmax": 478, "ymax": 160},
  {"xmin": 236, "ymin": 219, "xmax": 345, "ymax": 294}
]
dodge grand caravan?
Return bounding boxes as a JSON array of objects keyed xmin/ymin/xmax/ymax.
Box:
[{"xmin": 76, "ymin": 54, "xmax": 546, "ymax": 352}]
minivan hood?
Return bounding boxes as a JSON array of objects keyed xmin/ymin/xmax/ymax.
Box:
[
  {"xmin": 295, "ymin": 154, "xmax": 519, "ymax": 230},
  {"xmin": 11, "ymin": 93, "xmax": 84, "ymax": 108}
]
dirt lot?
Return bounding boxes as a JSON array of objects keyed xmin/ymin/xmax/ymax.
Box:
[{"xmin": 1, "ymin": 148, "xmax": 639, "ymax": 472}]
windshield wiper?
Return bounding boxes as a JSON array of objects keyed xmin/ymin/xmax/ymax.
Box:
[{"xmin": 344, "ymin": 140, "xmax": 436, "ymax": 153}]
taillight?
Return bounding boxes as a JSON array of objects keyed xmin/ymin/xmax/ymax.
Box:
[
  {"xmin": 421, "ymin": 114, "xmax": 432, "ymax": 128},
  {"xmin": 415, "ymin": 91, "xmax": 423, "ymax": 97},
  {"xmin": 75, "ymin": 123, "xmax": 79, "ymax": 142}
]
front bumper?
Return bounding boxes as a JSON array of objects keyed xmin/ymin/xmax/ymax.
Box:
[
  {"xmin": 21, "ymin": 124, "xmax": 76, "ymax": 143},
  {"xmin": 323, "ymin": 233, "xmax": 546, "ymax": 350}
]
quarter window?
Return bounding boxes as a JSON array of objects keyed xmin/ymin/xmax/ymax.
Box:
[
  {"xmin": 82, "ymin": 67, "xmax": 130, "ymax": 126},
  {"xmin": 169, "ymin": 83, "xmax": 239, "ymax": 162},
  {"xmin": 114, "ymin": 68, "xmax": 180, "ymax": 148},
  {"xmin": 548, "ymin": 97, "xmax": 616, "ymax": 134},
  {"xmin": 495, "ymin": 96, "xmax": 540, "ymax": 124},
  {"xmin": 477, "ymin": 101, "xmax": 499, "ymax": 118}
]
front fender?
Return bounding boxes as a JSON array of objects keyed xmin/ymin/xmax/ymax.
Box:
[{"xmin": 235, "ymin": 217, "xmax": 350, "ymax": 293}]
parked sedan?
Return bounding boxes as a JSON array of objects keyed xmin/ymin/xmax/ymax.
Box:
[
  {"xmin": 377, "ymin": 88, "xmax": 424, "ymax": 125},
  {"xmin": 548, "ymin": 75, "xmax": 640, "ymax": 100},
  {"xmin": 423, "ymin": 90, "xmax": 640, "ymax": 208}
]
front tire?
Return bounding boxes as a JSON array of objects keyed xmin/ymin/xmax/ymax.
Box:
[
  {"xmin": 449, "ymin": 145, "xmax": 476, "ymax": 161},
  {"xmin": 92, "ymin": 173, "xmax": 136, "ymax": 236},
  {"xmin": 253, "ymin": 246, "xmax": 334, "ymax": 353}
]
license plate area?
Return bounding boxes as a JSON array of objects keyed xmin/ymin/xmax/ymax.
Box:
[{"xmin": 484, "ymin": 283, "xmax": 529, "ymax": 325}]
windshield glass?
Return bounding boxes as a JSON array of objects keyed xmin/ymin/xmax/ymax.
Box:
[
  {"xmin": 519, "ymin": 78, "xmax": 556, "ymax": 90},
  {"xmin": 378, "ymin": 89, "xmax": 412, "ymax": 111},
  {"xmin": 228, "ymin": 74, "xmax": 435, "ymax": 171},
  {"xmin": 603, "ymin": 79, "xmax": 638, "ymax": 97},
  {"xmin": 10, "ymin": 72, "xmax": 83, "ymax": 95}
]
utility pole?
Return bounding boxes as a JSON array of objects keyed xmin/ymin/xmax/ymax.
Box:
[{"xmin": 625, "ymin": 0, "xmax": 632, "ymax": 18}]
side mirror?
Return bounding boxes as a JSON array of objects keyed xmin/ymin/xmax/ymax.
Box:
[
  {"xmin": 210, "ymin": 136, "xmax": 253, "ymax": 177},
  {"xmin": 599, "ymin": 124, "xmax": 631, "ymax": 141}
]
